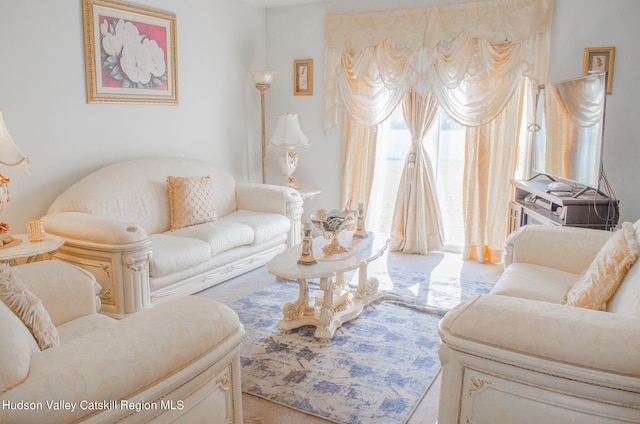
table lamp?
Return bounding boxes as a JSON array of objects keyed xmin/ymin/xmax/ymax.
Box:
[
  {"xmin": 0, "ymin": 109, "xmax": 30, "ymax": 245},
  {"xmin": 267, "ymin": 113, "xmax": 309, "ymax": 188}
]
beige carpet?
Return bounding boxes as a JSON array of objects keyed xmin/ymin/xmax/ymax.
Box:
[{"xmin": 200, "ymin": 250, "xmax": 503, "ymax": 424}]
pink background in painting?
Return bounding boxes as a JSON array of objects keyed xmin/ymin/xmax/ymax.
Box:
[{"xmin": 99, "ymin": 15, "xmax": 168, "ymax": 90}]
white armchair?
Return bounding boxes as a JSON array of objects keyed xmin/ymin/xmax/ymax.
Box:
[
  {"xmin": 1, "ymin": 260, "xmax": 244, "ymax": 423},
  {"xmin": 437, "ymin": 222, "xmax": 640, "ymax": 424}
]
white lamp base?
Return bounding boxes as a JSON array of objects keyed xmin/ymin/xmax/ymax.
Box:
[{"xmin": 278, "ymin": 150, "xmax": 298, "ymax": 188}]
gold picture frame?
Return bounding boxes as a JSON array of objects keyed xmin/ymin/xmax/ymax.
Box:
[
  {"xmin": 583, "ymin": 47, "xmax": 615, "ymax": 94},
  {"xmin": 82, "ymin": 0, "xmax": 178, "ymax": 105},
  {"xmin": 294, "ymin": 59, "xmax": 313, "ymax": 96}
]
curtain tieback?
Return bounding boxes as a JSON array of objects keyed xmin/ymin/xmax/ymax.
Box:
[{"xmin": 408, "ymin": 139, "xmax": 422, "ymax": 169}]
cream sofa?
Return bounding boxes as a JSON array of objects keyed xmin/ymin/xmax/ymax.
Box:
[
  {"xmin": 0, "ymin": 260, "xmax": 244, "ymax": 423},
  {"xmin": 438, "ymin": 221, "xmax": 640, "ymax": 424},
  {"xmin": 42, "ymin": 157, "xmax": 303, "ymax": 318}
]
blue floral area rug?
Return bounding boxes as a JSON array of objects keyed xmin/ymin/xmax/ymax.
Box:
[{"xmin": 231, "ymin": 281, "xmax": 447, "ymax": 424}]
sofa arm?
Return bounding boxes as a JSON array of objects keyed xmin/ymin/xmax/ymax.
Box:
[
  {"xmin": 236, "ymin": 182, "xmax": 302, "ymax": 215},
  {"xmin": 503, "ymin": 224, "xmax": 612, "ymax": 274},
  {"xmin": 0, "ymin": 297, "xmax": 244, "ymax": 424},
  {"xmin": 42, "ymin": 212, "xmax": 148, "ymax": 245},
  {"xmin": 440, "ymin": 295, "xmax": 640, "ymax": 377},
  {"xmin": 8, "ymin": 261, "xmax": 99, "ymax": 326},
  {"xmin": 236, "ymin": 183, "xmax": 304, "ymax": 246}
]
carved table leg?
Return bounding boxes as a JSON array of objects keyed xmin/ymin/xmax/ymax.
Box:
[
  {"xmin": 282, "ymin": 278, "xmax": 315, "ymax": 321},
  {"xmin": 318, "ymin": 276, "xmax": 335, "ymax": 331},
  {"xmin": 354, "ymin": 259, "xmax": 379, "ymax": 299}
]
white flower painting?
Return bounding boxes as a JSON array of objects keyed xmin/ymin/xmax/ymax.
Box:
[
  {"xmin": 82, "ymin": 0, "xmax": 177, "ymax": 104},
  {"xmin": 100, "ymin": 17, "xmax": 168, "ymax": 89}
]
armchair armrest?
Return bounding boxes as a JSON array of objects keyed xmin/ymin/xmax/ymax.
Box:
[
  {"xmin": 9, "ymin": 261, "xmax": 100, "ymax": 326},
  {"xmin": 504, "ymin": 224, "xmax": 612, "ymax": 274},
  {"xmin": 235, "ymin": 182, "xmax": 302, "ymax": 215},
  {"xmin": 42, "ymin": 212, "xmax": 147, "ymax": 245},
  {"xmin": 440, "ymin": 295, "xmax": 640, "ymax": 377}
]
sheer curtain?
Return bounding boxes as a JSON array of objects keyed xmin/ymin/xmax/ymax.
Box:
[{"xmin": 324, "ymin": 0, "xmax": 553, "ymax": 258}]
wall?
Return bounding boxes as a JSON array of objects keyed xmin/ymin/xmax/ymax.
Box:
[
  {"xmin": 0, "ymin": 0, "xmax": 266, "ymax": 231},
  {"xmin": 548, "ymin": 0, "xmax": 640, "ymax": 223},
  {"xmin": 266, "ymin": 0, "xmax": 640, "ymax": 224}
]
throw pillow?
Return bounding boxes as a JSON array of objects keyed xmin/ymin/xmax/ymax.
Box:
[
  {"xmin": 0, "ymin": 270, "xmax": 60, "ymax": 350},
  {"xmin": 167, "ymin": 175, "xmax": 217, "ymax": 231},
  {"xmin": 564, "ymin": 222, "xmax": 640, "ymax": 310}
]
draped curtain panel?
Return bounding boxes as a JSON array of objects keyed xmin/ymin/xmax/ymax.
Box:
[
  {"xmin": 340, "ymin": 116, "xmax": 378, "ymax": 211},
  {"xmin": 389, "ymin": 91, "xmax": 444, "ymax": 254},
  {"xmin": 325, "ymin": 0, "xmax": 553, "ymax": 259}
]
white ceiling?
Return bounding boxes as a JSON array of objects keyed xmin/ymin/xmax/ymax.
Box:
[{"xmin": 242, "ymin": 0, "xmax": 323, "ymax": 7}]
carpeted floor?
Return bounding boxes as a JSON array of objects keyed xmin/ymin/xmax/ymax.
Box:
[{"xmin": 197, "ymin": 250, "xmax": 503, "ymax": 423}]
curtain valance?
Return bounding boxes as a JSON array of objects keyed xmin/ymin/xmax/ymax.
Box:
[
  {"xmin": 324, "ymin": 0, "xmax": 553, "ymax": 131},
  {"xmin": 325, "ymin": 0, "xmax": 553, "ymax": 52}
]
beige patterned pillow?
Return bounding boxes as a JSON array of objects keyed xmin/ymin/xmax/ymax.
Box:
[
  {"xmin": 0, "ymin": 271, "xmax": 60, "ymax": 350},
  {"xmin": 564, "ymin": 222, "xmax": 640, "ymax": 310},
  {"xmin": 167, "ymin": 175, "xmax": 217, "ymax": 231}
]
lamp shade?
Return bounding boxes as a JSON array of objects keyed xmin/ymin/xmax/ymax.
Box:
[
  {"xmin": 251, "ymin": 70, "xmax": 277, "ymax": 85},
  {"xmin": 0, "ymin": 109, "xmax": 29, "ymax": 173},
  {"xmin": 268, "ymin": 113, "xmax": 310, "ymax": 150}
]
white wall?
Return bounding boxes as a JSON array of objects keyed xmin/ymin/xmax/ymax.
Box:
[
  {"xmin": 0, "ymin": 0, "xmax": 266, "ymax": 231},
  {"xmin": 266, "ymin": 0, "xmax": 640, "ymax": 224},
  {"xmin": 549, "ymin": 0, "xmax": 640, "ymax": 223}
]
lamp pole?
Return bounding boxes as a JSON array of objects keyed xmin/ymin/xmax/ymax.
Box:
[{"xmin": 255, "ymin": 82, "xmax": 271, "ymax": 184}]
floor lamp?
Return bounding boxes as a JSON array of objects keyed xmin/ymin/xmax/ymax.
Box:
[{"xmin": 251, "ymin": 71, "xmax": 277, "ymax": 184}]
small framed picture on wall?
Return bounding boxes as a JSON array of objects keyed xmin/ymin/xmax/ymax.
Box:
[
  {"xmin": 583, "ymin": 47, "xmax": 615, "ymax": 94},
  {"xmin": 294, "ymin": 59, "xmax": 313, "ymax": 96}
]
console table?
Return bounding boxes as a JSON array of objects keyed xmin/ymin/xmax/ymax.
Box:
[
  {"xmin": 509, "ymin": 178, "xmax": 619, "ymax": 234},
  {"xmin": 266, "ymin": 231, "xmax": 389, "ymax": 339}
]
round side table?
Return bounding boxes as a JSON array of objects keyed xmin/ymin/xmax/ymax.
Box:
[{"xmin": 0, "ymin": 234, "xmax": 65, "ymax": 266}]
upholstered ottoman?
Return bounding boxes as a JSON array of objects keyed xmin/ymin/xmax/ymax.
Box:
[{"xmin": 1, "ymin": 260, "xmax": 244, "ymax": 423}]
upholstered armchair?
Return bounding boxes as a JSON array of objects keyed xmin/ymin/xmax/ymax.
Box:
[
  {"xmin": 1, "ymin": 260, "xmax": 244, "ymax": 423},
  {"xmin": 438, "ymin": 221, "xmax": 640, "ymax": 423}
]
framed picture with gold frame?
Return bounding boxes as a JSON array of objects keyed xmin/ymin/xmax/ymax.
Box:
[
  {"xmin": 82, "ymin": 0, "xmax": 178, "ymax": 104},
  {"xmin": 583, "ymin": 47, "xmax": 615, "ymax": 94},
  {"xmin": 294, "ymin": 59, "xmax": 313, "ymax": 96}
]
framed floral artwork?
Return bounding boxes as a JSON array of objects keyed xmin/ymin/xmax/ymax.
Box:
[
  {"xmin": 294, "ymin": 59, "xmax": 313, "ymax": 96},
  {"xmin": 583, "ymin": 47, "xmax": 615, "ymax": 94},
  {"xmin": 82, "ymin": 0, "xmax": 178, "ymax": 104}
]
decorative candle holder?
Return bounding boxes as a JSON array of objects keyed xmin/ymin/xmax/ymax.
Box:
[
  {"xmin": 27, "ymin": 220, "xmax": 45, "ymax": 242},
  {"xmin": 298, "ymin": 221, "xmax": 317, "ymax": 265},
  {"xmin": 353, "ymin": 202, "xmax": 368, "ymax": 239}
]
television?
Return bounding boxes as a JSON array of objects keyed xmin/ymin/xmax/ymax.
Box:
[{"xmin": 530, "ymin": 73, "xmax": 607, "ymax": 192}]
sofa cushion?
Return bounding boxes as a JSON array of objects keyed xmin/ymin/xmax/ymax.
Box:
[
  {"xmin": 491, "ymin": 263, "xmax": 578, "ymax": 304},
  {"xmin": 565, "ymin": 222, "xmax": 639, "ymax": 310},
  {"xmin": 167, "ymin": 175, "xmax": 218, "ymax": 231},
  {"xmin": 148, "ymin": 234, "xmax": 212, "ymax": 277},
  {"xmin": 57, "ymin": 314, "xmax": 116, "ymax": 344},
  {"xmin": 0, "ymin": 271, "xmax": 59, "ymax": 350},
  {"xmin": 221, "ymin": 209, "xmax": 291, "ymax": 245},
  {"xmin": 46, "ymin": 158, "xmax": 239, "ymax": 235},
  {"xmin": 167, "ymin": 220, "xmax": 255, "ymax": 256},
  {"xmin": 606, "ymin": 221, "xmax": 640, "ymax": 316},
  {"xmin": 0, "ymin": 300, "xmax": 39, "ymax": 394}
]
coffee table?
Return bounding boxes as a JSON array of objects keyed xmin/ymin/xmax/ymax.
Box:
[
  {"xmin": 266, "ymin": 230, "xmax": 389, "ymax": 339},
  {"xmin": 0, "ymin": 234, "xmax": 65, "ymax": 266}
]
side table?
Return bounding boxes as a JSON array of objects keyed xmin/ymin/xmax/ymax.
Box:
[
  {"xmin": 296, "ymin": 187, "xmax": 322, "ymax": 201},
  {"xmin": 0, "ymin": 234, "xmax": 65, "ymax": 265},
  {"xmin": 266, "ymin": 231, "xmax": 389, "ymax": 339}
]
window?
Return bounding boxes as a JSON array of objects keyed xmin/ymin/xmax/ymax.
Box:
[{"xmin": 369, "ymin": 107, "xmax": 465, "ymax": 252}]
